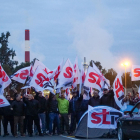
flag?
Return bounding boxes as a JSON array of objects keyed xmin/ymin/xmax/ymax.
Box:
[
  {"xmin": 113, "ymin": 73, "xmax": 127, "ymax": 111},
  {"xmin": 72, "ymin": 57, "xmax": 80, "ymax": 89},
  {"xmin": 57, "ymin": 59, "xmax": 74, "ymax": 88},
  {"xmin": 138, "ymin": 86, "xmax": 140, "ymax": 98},
  {"xmin": 30, "ymin": 66, "xmax": 53, "ymax": 91},
  {"xmin": 0, "ymin": 95, "xmax": 10, "ymax": 107},
  {"xmin": 131, "ymin": 65, "xmax": 140, "ymax": 81},
  {"xmin": 84, "ymin": 66, "xmax": 104, "ymax": 91},
  {"xmin": 11, "ymin": 66, "xmax": 30, "ymax": 84},
  {"xmin": 54, "ymin": 59, "xmax": 64, "ymax": 81},
  {"xmin": 0, "ymin": 64, "xmax": 11, "ymax": 95}
]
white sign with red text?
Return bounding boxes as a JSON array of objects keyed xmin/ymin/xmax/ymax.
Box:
[
  {"xmin": 0, "ymin": 64, "xmax": 11, "ymax": 95},
  {"xmin": 11, "ymin": 66, "xmax": 30, "ymax": 84},
  {"xmin": 0, "ymin": 95, "xmax": 10, "ymax": 107},
  {"xmin": 113, "ymin": 74, "xmax": 126, "ymax": 111},
  {"xmin": 57, "ymin": 59, "xmax": 74, "ymax": 88},
  {"xmin": 88, "ymin": 105, "xmax": 123, "ymax": 129},
  {"xmin": 84, "ymin": 66, "xmax": 104, "ymax": 91},
  {"xmin": 131, "ymin": 65, "xmax": 140, "ymax": 81}
]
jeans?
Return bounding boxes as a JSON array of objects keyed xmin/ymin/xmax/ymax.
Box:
[
  {"xmin": 38, "ymin": 113, "xmax": 46, "ymax": 133},
  {"xmin": 49, "ymin": 113, "xmax": 60, "ymax": 134}
]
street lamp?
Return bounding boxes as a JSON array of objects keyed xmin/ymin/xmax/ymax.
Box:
[{"xmin": 121, "ymin": 62, "xmax": 129, "ymax": 96}]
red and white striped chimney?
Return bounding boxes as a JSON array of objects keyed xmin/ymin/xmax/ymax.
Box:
[{"xmin": 25, "ymin": 29, "xmax": 30, "ymax": 62}]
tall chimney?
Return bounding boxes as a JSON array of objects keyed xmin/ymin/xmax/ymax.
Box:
[{"xmin": 25, "ymin": 29, "xmax": 30, "ymax": 62}]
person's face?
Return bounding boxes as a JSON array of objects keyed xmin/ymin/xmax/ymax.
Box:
[
  {"xmin": 45, "ymin": 95, "xmax": 49, "ymax": 100},
  {"xmin": 6, "ymin": 95, "xmax": 11, "ymax": 100},
  {"xmin": 28, "ymin": 95, "xmax": 33, "ymax": 100},
  {"xmin": 61, "ymin": 93, "xmax": 65, "ymax": 98},
  {"xmin": 127, "ymin": 92, "xmax": 131, "ymax": 96},
  {"xmin": 126, "ymin": 95, "xmax": 130, "ymax": 100},
  {"xmin": 94, "ymin": 91, "xmax": 99, "ymax": 97},
  {"xmin": 73, "ymin": 92, "xmax": 77, "ymax": 97},
  {"xmin": 103, "ymin": 90, "xmax": 108, "ymax": 94},
  {"xmin": 53, "ymin": 95, "xmax": 56, "ymax": 100},
  {"xmin": 16, "ymin": 95, "xmax": 21, "ymax": 101},
  {"xmin": 39, "ymin": 91, "xmax": 42, "ymax": 97}
]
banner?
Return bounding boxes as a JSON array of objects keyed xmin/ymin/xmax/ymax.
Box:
[
  {"xmin": 11, "ymin": 66, "xmax": 30, "ymax": 84},
  {"xmin": 88, "ymin": 105, "xmax": 123, "ymax": 129},
  {"xmin": 72, "ymin": 57, "xmax": 80, "ymax": 89},
  {"xmin": 113, "ymin": 74, "xmax": 127, "ymax": 111},
  {"xmin": 131, "ymin": 65, "xmax": 140, "ymax": 81},
  {"xmin": 57, "ymin": 59, "xmax": 74, "ymax": 88},
  {"xmin": 84, "ymin": 66, "xmax": 104, "ymax": 91},
  {"xmin": 0, "ymin": 95, "xmax": 10, "ymax": 107},
  {"xmin": 30, "ymin": 66, "xmax": 54, "ymax": 91},
  {"xmin": 0, "ymin": 64, "xmax": 11, "ymax": 95}
]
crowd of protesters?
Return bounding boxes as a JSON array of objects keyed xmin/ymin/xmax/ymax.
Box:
[{"xmin": 0, "ymin": 87, "xmax": 140, "ymax": 137}]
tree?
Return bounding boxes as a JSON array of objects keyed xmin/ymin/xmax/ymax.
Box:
[
  {"xmin": 104, "ymin": 68, "xmax": 117, "ymax": 86},
  {"xmin": 0, "ymin": 32, "xmax": 18, "ymax": 75}
]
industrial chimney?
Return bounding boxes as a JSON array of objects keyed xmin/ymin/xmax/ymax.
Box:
[{"xmin": 25, "ymin": 29, "xmax": 30, "ymax": 62}]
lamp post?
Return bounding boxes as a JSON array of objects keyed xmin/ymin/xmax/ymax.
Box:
[{"xmin": 121, "ymin": 62, "xmax": 129, "ymax": 96}]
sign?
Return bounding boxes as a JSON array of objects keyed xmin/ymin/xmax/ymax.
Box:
[
  {"xmin": 88, "ymin": 105, "xmax": 123, "ymax": 129},
  {"xmin": 113, "ymin": 74, "xmax": 126, "ymax": 111},
  {"xmin": 131, "ymin": 65, "xmax": 140, "ymax": 81}
]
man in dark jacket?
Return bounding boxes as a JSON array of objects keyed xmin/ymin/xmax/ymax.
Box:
[
  {"xmin": 0, "ymin": 107, "xmax": 3, "ymax": 136},
  {"xmin": 3, "ymin": 95, "xmax": 14, "ymax": 137},
  {"xmin": 88, "ymin": 91, "xmax": 100, "ymax": 107},
  {"xmin": 100, "ymin": 88, "xmax": 114, "ymax": 107},
  {"xmin": 11, "ymin": 94, "xmax": 25, "ymax": 137},
  {"xmin": 23, "ymin": 94, "xmax": 43, "ymax": 137},
  {"xmin": 34, "ymin": 91, "xmax": 47, "ymax": 134},
  {"xmin": 48, "ymin": 92, "xmax": 60, "ymax": 135}
]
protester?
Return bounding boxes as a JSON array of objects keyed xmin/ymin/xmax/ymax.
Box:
[
  {"xmin": 56, "ymin": 89, "xmax": 70, "ymax": 135},
  {"xmin": 48, "ymin": 92, "xmax": 60, "ymax": 136},
  {"xmin": 23, "ymin": 94, "xmax": 43, "ymax": 137},
  {"xmin": 0, "ymin": 108, "xmax": 3, "ymax": 136},
  {"xmin": 100, "ymin": 88, "xmax": 114, "ymax": 107},
  {"xmin": 45, "ymin": 95, "xmax": 49, "ymax": 132},
  {"xmin": 2, "ymin": 95, "xmax": 14, "ymax": 137},
  {"xmin": 69, "ymin": 90, "xmax": 83, "ymax": 134},
  {"xmin": 34, "ymin": 91, "xmax": 47, "ymax": 134},
  {"xmin": 88, "ymin": 90, "xmax": 100, "ymax": 107},
  {"xmin": 11, "ymin": 94, "xmax": 25, "ymax": 137}
]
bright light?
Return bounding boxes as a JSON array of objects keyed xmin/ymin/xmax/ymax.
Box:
[{"xmin": 121, "ymin": 62, "xmax": 129, "ymax": 67}]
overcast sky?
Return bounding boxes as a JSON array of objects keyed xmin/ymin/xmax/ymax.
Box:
[{"xmin": 0, "ymin": 0, "xmax": 140, "ymax": 72}]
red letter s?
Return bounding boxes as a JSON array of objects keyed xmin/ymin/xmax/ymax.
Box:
[
  {"xmin": 134, "ymin": 68, "xmax": 140, "ymax": 77},
  {"xmin": 63, "ymin": 67, "xmax": 73, "ymax": 78}
]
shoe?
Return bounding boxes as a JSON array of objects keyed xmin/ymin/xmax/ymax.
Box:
[
  {"xmin": 3, "ymin": 134, "xmax": 7, "ymax": 137},
  {"xmin": 21, "ymin": 134, "xmax": 25, "ymax": 137},
  {"xmin": 14, "ymin": 135, "xmax": 18, "ymax": 138},
  {"xmin": 29, "ymin": 134, "xmax": 33, "ymax": 137},
  {"xmin": 6, "ymin": 133, "xmax": 9, "ymax": 136},
  {"xmin": 39, "ymin": 133, "xmax": 44, "ymax": 136},
  {"xmin": 48, "ymin": 133, "xmax": 52, "ymax": 136}
]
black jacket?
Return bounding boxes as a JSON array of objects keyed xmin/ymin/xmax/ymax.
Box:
[
  {"xmin": 69, "ymin": 94, "xmax": 83, "ymax": 113},
  {"xmin": 2, "ymin": 100, "xmax": 13, "ymax": 116},
  {"xmin": 100, "ymin": 90, "xmax": 114, "ymax": 107},
  {"xmin": 11, "ymin": 100, "xmax": 25, "ymax": 116},
  {"xmin": 88, "ymin": 96, "xmax": 101, "ymax": 107},
  {"xmin": 23, "ymin": 97, "xmax": 40, "ymax": 116},
  {"xmin": 48, "ymin": 93, "xmax": 58, "ymax": 113},
  {"xmin": 34, "ymin": 92, "xmax": 47, "ymax": 113}
]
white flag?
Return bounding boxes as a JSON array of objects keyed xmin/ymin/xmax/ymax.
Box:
[
  {"xmin": 11, "ymin": 66, "xmax": 30, "ymax": 84},
  {"xmin": 57, "ymin": 59, "xmax": 74, "ymax": 88},
  {"xmin": 113, "ymin": 73, "xmax": 127, "ymax": 111},
  {"xmin": 0, "ymin": 64, "xmax": 11, "ymax": 95},
  {"xmin": 84, "ymin": 66, "xmax": 104, "ymax": 91},
  {"xmin": 0, "ymin": 95, "xmax": 10, "ymax": 107},
  {"xmin": 72, "ymin": 57, "xmax": 80, "ymax": 89},
  {"xmin": 131, "ymin": 65, "xmax": 140, "ymax": 81}
]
